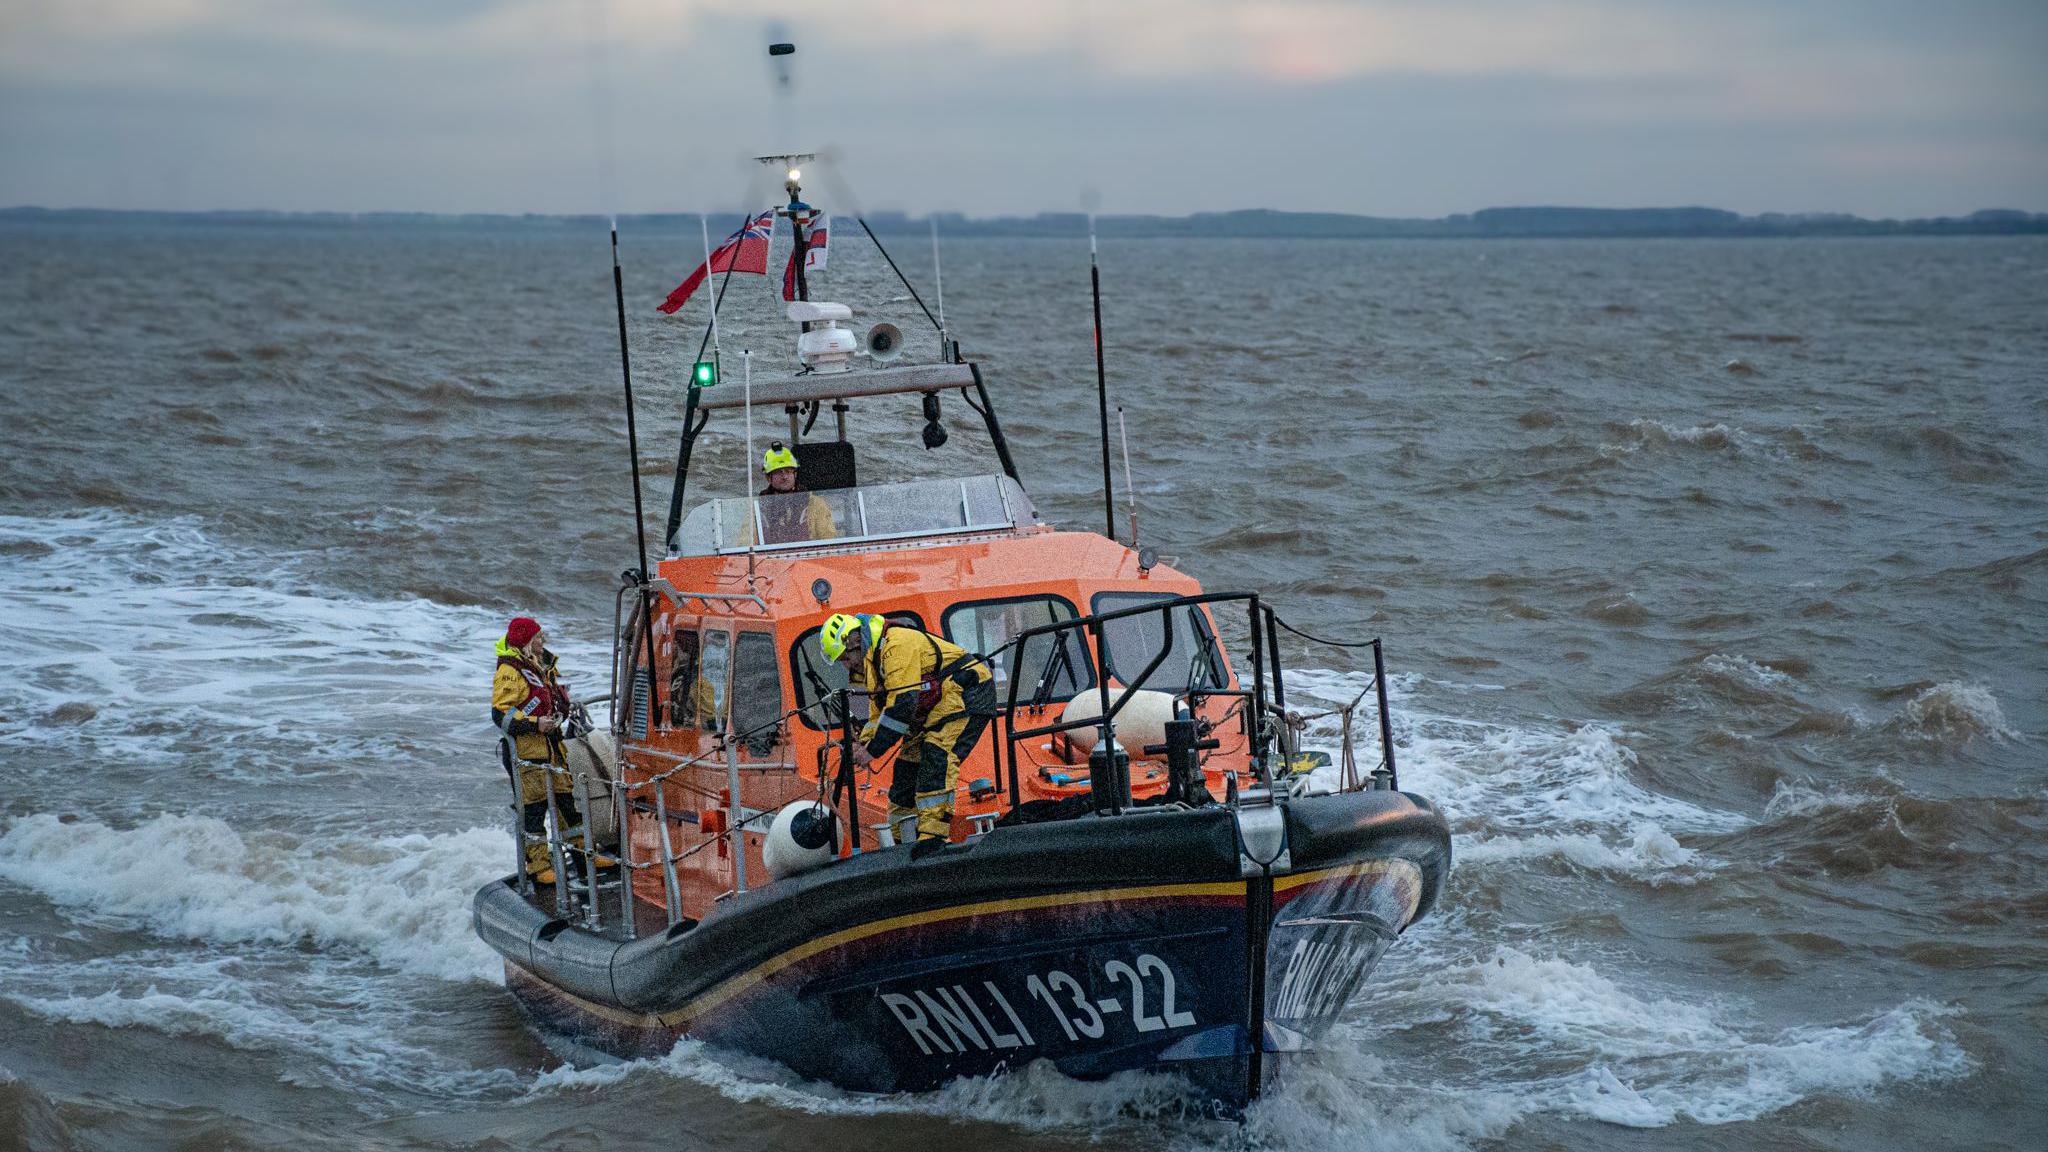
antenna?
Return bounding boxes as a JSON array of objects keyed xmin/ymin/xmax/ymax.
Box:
[
  {"xmin": 699, "ymin": 214, "xmax": 727, "ymax": 361},
  {"xmin": 742, "ymin": 348, "xmax": 757, "ymax": 587},
  {"xmin": 1118, "ymin": 405, "xmax": 1140, "ymax": 550},
  {"xmin": 1089, "ymin": 213, "xmax": 1115, "ymax": 539},
  {"xmin": 580, "ymin": 0, "xmax": 658, "ymax": 726},
  {"xmin": 930, "ymin": 217, "xmax": 948, "ymax": 360}
]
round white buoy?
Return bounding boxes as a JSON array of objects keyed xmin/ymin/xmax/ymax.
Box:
[
  {"xmin": 762, "ymin": 801, "xmax": 841, "ymax": 881},
  {"xmin": 1059, "ymin": 689, "xmax": 1178, "ymax": 758}
]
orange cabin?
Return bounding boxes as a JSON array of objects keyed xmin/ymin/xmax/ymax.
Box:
[{"xmin": 605, "ymin": 366, "xmax": 1260, "ymax": 924}]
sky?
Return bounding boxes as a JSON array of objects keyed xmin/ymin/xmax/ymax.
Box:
[{"xmin": 1, "ymin": 0, "xmax": 2044, "ymax": 218}]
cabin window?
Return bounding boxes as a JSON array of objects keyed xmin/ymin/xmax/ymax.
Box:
[
  {"xmin": 667, "ymin": 629, "xmax": 710, "ymax": 730},
  {"xmin": 788, "ymin": 612, "xmax": 927, "ymax": 731},
  {"xmin": 730, "ymin": 632, "xmax": 784, "ymax": 757},
  {"xmin": 1090, "ymin": 592, "xmax": 1230, "ymax": 693},
  {"xmin": 699, "ymin": 630, "xmax": 731, "ymax": 734},
  {"xmin": 942, "ymin": 595, "xmax": 1093, "ymax": 705}
]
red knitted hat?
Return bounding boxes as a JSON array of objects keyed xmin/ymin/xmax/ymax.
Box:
[{"xmin": 505, "ymin": 616, "xmax": 541, "ymax": 648}]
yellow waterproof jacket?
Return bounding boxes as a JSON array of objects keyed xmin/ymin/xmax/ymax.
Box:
[
  {"xmin": 669, "ymin": 672, "xmax": 718, "ymax": 729},
  {"xmin": 741, "ymin": 490, "xmax": 836, "ymax": 546},
  {"xmin": 493, "ymin": 639, "xmax": 567, "ymax": 764},
  {"xmin": 856, "ymin": 626, "xmax": 990, "ymax": 755}
]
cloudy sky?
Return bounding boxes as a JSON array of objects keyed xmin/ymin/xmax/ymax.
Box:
[{"xmin": 2, "ymin": 0, "xmax": 2043, "ymax": 218}]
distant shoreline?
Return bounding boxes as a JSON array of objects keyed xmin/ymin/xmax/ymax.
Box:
[{"xmin": 4, "ymin": 204, "xmax": 2043, "ymax": 240}]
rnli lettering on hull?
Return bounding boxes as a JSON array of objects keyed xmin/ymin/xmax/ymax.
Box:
[
  {"xmin": 1271, "ymin": 936, "xmax": 1379, "ymax": 1021},
  {"xmin": 879, "ymin": 953, "xmax": 1196, "ymax": 1057}
]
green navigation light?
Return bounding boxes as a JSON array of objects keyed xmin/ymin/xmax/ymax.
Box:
[{"xmin": 692, "ymin": 360, "xmax": 717, "ymax": 387}]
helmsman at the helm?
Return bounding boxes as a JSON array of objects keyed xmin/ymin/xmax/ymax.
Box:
[
  {"xmin": 742, "ymin": 441, "xmax": 836, "ymax": 545},
  {"xmin": 491, "ymin": 616, "xmax": 585, "ymax": 884},
  {"xmin": 820, "ymin": 612, "xmax": 997, "ymax": 845}
]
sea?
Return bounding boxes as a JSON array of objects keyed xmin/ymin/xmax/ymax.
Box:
[{"xmin": 0, "ymin": 215, "xmax": 2042, "ymax": 1151}]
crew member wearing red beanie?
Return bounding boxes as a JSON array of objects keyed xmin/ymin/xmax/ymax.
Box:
[{"xmin": 492, "ymin": 616, "xmax": 583, "ymax": 883}]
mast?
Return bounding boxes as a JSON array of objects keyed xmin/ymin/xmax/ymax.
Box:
[{"xmin": 760, "ymin": 154, "xmax": 819, "ymax": 307}]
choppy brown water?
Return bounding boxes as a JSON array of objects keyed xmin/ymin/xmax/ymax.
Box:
[{"xmin": 1, "ymin": 218, "xmax": 2043, "ymax": 1150}]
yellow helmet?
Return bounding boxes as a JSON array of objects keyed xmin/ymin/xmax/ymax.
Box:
[
  {"xmin": 819, "ymin": 613, "xmax": 881, "ymax": 662},
  {"xmin": 762, "ymin": 442, "xmax": 798, "ymax": 474}
]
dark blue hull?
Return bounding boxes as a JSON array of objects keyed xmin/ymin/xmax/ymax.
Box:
[{"xmin": 479, "ymin": 791, "xmax": 1449, "ymax": 1112}]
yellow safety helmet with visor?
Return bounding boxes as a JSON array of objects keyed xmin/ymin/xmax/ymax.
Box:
[
  {"xmin": 819, "ymin": 612, "xmax": 884, "ymax": 663},
  {"xmin": 762, "ymin": 442, "xmax": 798, "ymax": 474}
]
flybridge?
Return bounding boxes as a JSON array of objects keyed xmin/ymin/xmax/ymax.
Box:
[
  {"xmin": 689, "ymin": 361, "xmax": 977, "ymax": 412},
  {"xmin": 672, "ymin": 474, "xmax": 1039, "ymax": 558}
]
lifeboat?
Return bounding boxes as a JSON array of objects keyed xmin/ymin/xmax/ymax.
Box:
[{"xmin": 473, "ymin": 164, "xmax": 1450, "ymax": 1116}]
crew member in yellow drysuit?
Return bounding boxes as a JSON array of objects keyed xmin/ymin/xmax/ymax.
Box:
[
  {"xmin": 742, "ymin": 442, "xmax": 836, "ymax": 545},
  {"xmin": 821, "ymin": 613, "xmax": 997, "ymax": 846},
  {"xmin": 492, "ymin": 617, "xmax": 610, "ymax": 882}
]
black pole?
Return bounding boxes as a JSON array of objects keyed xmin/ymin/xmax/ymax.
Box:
[
  {"xmin": 1089, "ymin": 222, "xmax": 1115, "ymax": 540},
  {"xmin": 611, "ymin": 224, "xmax": 661, "ymax": 721},
  {"xmin": 789, "ymin": 196, "xmax": 811, "ymax": 304},
  {"xmin": 1247, "ymin": 595, "xmax": 1267, "ymax": 781},
  {"xmin": 1373, "ymin": 639, "xmax": 1398, "ymax": 791},
  {"xmin": 662, "ymin": 390, "xmax": 704, "ymax": 550},
  {"xmin": 835, "ymin": 692, "xmax": 860, "ymax": 852},
  {"xmin": 968, "ymin": 364, "xmax": 1021, "ymax": 484}
]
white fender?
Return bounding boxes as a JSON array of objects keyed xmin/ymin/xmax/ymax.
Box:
[
  {"xmin": 762, "ymin": 800, "xmax": 841, "ymax": 881},
  {"xmin": 1058, "ymin": 688, "xmax": 1179, "ymax": 758}
]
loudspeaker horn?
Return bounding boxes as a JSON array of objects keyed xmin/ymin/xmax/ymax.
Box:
[{"xmin": 865, "ymin": 322, "xmax": 903, "ymax": 363}]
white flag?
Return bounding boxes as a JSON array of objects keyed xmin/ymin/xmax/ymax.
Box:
[{"xmin": 804, "ymin": 213, "xmax": 829, "ymax": 270}]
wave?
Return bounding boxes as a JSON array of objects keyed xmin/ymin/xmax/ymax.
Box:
[
  {"xmin": 0, "ymin": 509, "xmax": 608, "ymax": 783},
  {"xmin": 0, "ymin": 813, "xmax": 510, "ymax": 983},
  {"xmin": 1357, "ymin": 946, "xmax": 1969, "ymax": 1130},
  {"xmin": 0, "ymin": 1064, "xmax": 78, "ymax": 1152},
  {"xmin": 1885, "ymin": 681, "xmax": 2017, "ymax": 742},
  {"xmin": 1285, "ymin": 668, "xmax": 1745, "ymax": 883},
  {"xmin": 7, "ymin": 981, "xmax": 519, "ymax": 1099},
  {"xmin": 1458, "ymin": 823, "xmax": 1712, "ymax": 884},
  {"xmin": 1602, "ymin": 652, "xmax": 1820, "ymax": 725},
  {"xmin": 1604, "ymin": 418, "xmax": 1746, "ymax": 453}
]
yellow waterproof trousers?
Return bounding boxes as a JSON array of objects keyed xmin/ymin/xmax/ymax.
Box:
[{"xmin": 885, "ymin": 702, "xmax": 994, "ymax": 842}]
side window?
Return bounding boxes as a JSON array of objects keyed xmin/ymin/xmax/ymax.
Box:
[
  {"xmin": 942, "ymin": 596, "xmax": 1093, "ymax": 705},
  {"xmin": 699, "ymin": 630, "xmax": 731, "ymax": 734},
  {"xmin": 789, "ymin": 612, "xmax": 925, "ymax": 730},
  {"xmin": 731, "ymin": 632, "xmax": 784, "ymax": 757},
  {"xmin": 1091, "ymin": 592, "xmax": 1229, "ymax": 693},
  {"xmin": 667, "ymin": 628, "xmax": 704, "ymax": 730}
]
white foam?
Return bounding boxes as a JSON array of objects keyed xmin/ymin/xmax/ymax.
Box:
[
  {"xmin": 1599, "ymin": 418, "xmax": 1775, "ymax": 458},
  {"xmin": 7, "ymin": 976, "xmax": 520, "ymax": 1097},
  {"xmin": 0, "ymin": 812, "xmax": 510, "ymax": 983},
  {"xmin": 1458, "ymin": 822, "xmax": 1709, "ymax": 883},
  {"xmin": 1285, "ymin": 668, "xmax": 1743, "ymax": 890},
  {"xmin": 529, "ymin": 1038, "xmax": 1209, "ymax": 1134},
  {"xmin": 1763, "ymin": 779, "xmax": 1870, "ymax": 819},
  {"xmin": 1700, "ymin": 653, "xmax": 1797, "ymax": 690}
]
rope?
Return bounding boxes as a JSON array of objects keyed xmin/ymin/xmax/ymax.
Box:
[{"xmin": 1268, "ymin": 613, "xmax": 1381, "ymax": 650}]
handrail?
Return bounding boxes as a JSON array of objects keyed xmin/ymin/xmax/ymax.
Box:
[
  {"xmin": 543, "ymin": 585, "xmax": 1399, "ymax": 940},
  {"xmin": 996, "ymin": 592, "xmax": 1400, "ymax": 810},
  {"xmin": 1001, "ymin": 592, "xmax": 1259, "ymax": 808},
  {"xmin": 646, "ymin": 579, "xmax": 769, "ymax": 615}
]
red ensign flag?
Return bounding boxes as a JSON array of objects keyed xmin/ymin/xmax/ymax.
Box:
[{"xmin": 658, "ymin": 211, "xmax": 776, "ymax": 314}]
